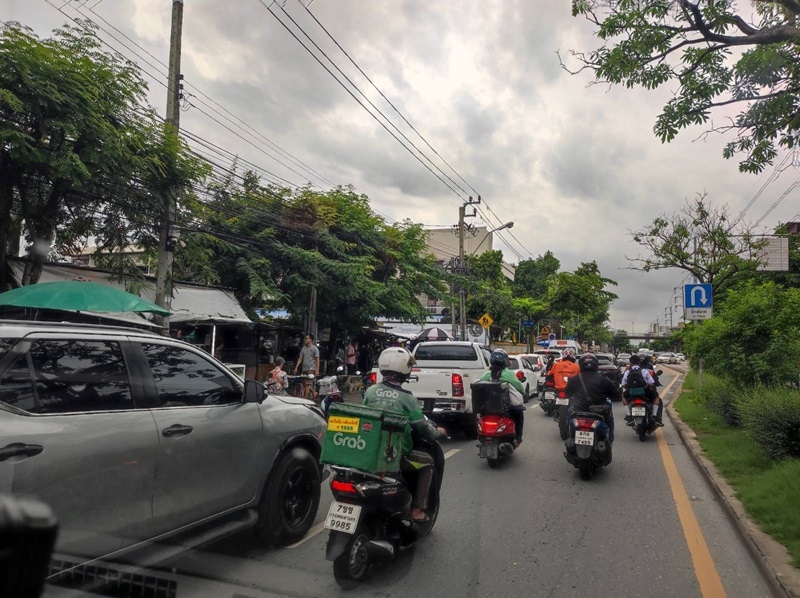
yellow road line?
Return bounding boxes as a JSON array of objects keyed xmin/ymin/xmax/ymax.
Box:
[{"xmin": 657, "ymin": 373, "xmax": 727, "ymax": 597}]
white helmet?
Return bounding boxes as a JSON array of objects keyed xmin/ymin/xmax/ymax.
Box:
[{"xmin": 378, "ymin": 347, "xmax": 416, "ymax": 377}]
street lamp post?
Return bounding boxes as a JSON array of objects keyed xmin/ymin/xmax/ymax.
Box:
[
  {"xmin": 460, "ymin": 221, "xmax": 514, "ymax": 341},
  {"xmin": 560, "ymin": 325, "xmax": 565, "ymax": 340}
]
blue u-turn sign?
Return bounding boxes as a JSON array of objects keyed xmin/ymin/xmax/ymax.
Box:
[{"xmin": 684, "ymin": 284, "xmax": 713, "ymax": 308}]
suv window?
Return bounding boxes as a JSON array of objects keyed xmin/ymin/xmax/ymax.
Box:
[
  {"xmin": 414, "ymin": 345, "xmax": 480, "ymax": 361},
  {"xmin": 508, "ymin": 358, "xmax": 520, "ymax": 369},
  {"xmin": 0, "ymin": 339, "xmax": 132, "ymax": 414},
  {"xmin": 141, "ymin": 343, "xmax": 240, "ymax": 406}
]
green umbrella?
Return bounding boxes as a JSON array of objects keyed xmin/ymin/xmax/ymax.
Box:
[{"xmin": 0, "ymin": 280, "xmax": 171, "ymax": 316}]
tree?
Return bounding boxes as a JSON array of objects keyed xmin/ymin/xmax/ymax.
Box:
[
  {"xmin": 513, "ymin": 251, "xmax": 560, "ymax": 299},
  {"xmin": 546, "ymin": 261, "xmax": 618, "ymax": 343},
  {"xmin": 0, "ymin": 21, "xmax": 178, "ymax": 287},
  {"xmin": 684, "ymin": 280, "xmax": 800, "ymax": 386},
  {"xmin": 629, "ymin": 195, "xmax": 766, "ymax": 295},
  {"xmin": 568, "ymin": 1, "xmax": 800, "ymax": 173}
]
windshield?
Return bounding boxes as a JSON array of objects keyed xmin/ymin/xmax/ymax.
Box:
[{"xmin": 414, "ymin": 345, "xmax": 479, "ymax": 361}]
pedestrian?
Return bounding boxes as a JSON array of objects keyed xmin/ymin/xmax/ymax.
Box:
[
  {"xmin": 266, "ymin": 356, "xmax": 289, "ymax": 395},
  {"xmin": 294, "ymin": 333, "xmax": 320, "ymax": 400},
  {"xmin": 346, "ymin": 339, "xmax": 358, "ymax": 375}
]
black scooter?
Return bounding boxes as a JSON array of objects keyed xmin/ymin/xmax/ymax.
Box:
[{"xmin": 324, "ymin": 438, "xmax": 445, "ymax": 589}]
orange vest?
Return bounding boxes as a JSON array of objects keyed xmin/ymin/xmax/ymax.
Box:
[{"xmin": 550, "ymin": 360, "xmax": 580, "ymax": 390}]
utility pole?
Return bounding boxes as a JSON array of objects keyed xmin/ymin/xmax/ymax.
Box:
[
  {"xmin": 154, "ymin": 0, "xmax": 184, "ymax": 335},
  {"xmin": 457, "ymin": 196, "xmax": 480, "ymax": 341}
]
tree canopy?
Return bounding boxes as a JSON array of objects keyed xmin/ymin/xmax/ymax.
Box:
[
  {"xmin": 0, "ymin": 20, "xmax": 206, "ymax": 289},
  {"xmin": 628, "ymin": 194, "xmax": 766, "ymax": 294},
  {"xmin": 569, "ymin": 0, "xmax": 800, "ymax": 173}
]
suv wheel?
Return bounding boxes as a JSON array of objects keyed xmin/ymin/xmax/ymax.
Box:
[{"xmin": 256, "ymin": 447, "xmax": 321, "ymax": 546}]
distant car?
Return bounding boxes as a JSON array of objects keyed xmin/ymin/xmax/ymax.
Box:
[
  {"xmin": 675, "ymin": 353, "xmax": 686, "ymax": 362},
  {"xmin": 595, "ymin": 353, "xmax": 623, "ymax": 388},
  {"xmin": 508, "ymin": 355, "xmax": 537, "ymax": 401},
  {"xmin": 616, "ymin": 352, "xmax": 631, "ymax": 366},
  {"xmin": 659, "ymin": 352, "xmax": 677, "ymax": 364},
  {"xmin": 0, "ymin": 320, "xmax": 327, "ymax": 577}
]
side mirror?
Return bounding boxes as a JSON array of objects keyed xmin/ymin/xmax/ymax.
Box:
[
  {"xmin": 656, "ymin": 369, "xmax": 663, "ymax": 376},
  {"xmin": 244, "ymin": 379, "xmax": 266, "ymax": 403}
]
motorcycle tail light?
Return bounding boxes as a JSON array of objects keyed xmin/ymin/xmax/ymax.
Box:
[
  {"xmin": 482, "ymin": 419, "xmax": 500, "ymax": 434},
  {"xmin": 368, "ymin": 372, "xmax": 377, "ymax": 385},
  {"xmin": 331, "ymin": 479, "xmax": 357, "ymax": 494},
  {"xmin": 632, "ymin": 399, "xmax": 645, "ymax": 406},
  {"xmin": 557, "ymin": 390, "xmax": 567, "ymax": 398},
  {"xmin": 575, "ymin": 418, "xmax": 597, "ymax": 430},
  {"xmin": 496, "ymin": 423, "xmax": 507, "ymax": 434},
  {"xmin": 452, "ymin": 373, "xmax": 464, "ymax": 397}
]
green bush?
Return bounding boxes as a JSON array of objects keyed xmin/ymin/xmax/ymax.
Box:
[
  {"xmin": 739, "ymin": 387, "xmax": 800, "ymax": 460},
  {"xmin": 700, "ymin": 377, "xmax": 744, "ymax": 427}
]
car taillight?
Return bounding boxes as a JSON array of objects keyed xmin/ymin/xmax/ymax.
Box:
[
  {"xmin": 368, "ymin": 372, "xmax": 377, "ymax": 385},
  {"xmin": 452, "ymin": 373, "xmax": 464, "ymax": 397},
  {"xmin": 515, "ymin": 371, "xmax": 524, "ymax": 380},
  {"xmin": 331, "ymin": 479, "xmax": 357, "ymax": 494}
]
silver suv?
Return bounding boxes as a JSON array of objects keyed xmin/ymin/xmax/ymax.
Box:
[{"xmin": 0, "ymin": 320, "xmax": 326, "ymax": 576}]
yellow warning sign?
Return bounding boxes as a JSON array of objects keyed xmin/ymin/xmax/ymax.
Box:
[
  {"xmin": 327, "ymin": 416, "xmax": 360, "ymax": 433},
  {"xmin": 478, "ymin": 313, "xmax": 494, "ymax": 329}
]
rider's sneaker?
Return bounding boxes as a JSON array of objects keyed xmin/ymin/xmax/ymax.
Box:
[
  {"xmin": 654, "ymin": 419, "xmax": 665, "ymax": 427},
  {"xmin": 624, "ymin": 415, "xmax": 633, "ymax": 422},
  {"xmin": 626, "ymin": 420, "xmax": 635, "ymax": 427}
]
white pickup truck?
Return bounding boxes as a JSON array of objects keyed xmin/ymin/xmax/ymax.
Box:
[{"xmin": 372, "ymin": 341, "xmax": 491, "ymax": 437}]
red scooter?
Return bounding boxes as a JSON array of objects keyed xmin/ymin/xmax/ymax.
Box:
[{"xmin": 471, "ymin": 380, "xmax": 518, "ymax": 469}]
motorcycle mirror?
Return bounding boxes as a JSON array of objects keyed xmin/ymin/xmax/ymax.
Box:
[{"xmin": 656, "ymin": 369, "xmax": 663, "ymax": 376}]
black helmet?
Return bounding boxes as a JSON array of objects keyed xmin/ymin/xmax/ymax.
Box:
[
  {"xmin": 489, "ymin": 349, "xmax": 509, "ymax": 369},
  {"xmin": 579, "ymin": 353, "xmax": 599, "ymax": 372}
]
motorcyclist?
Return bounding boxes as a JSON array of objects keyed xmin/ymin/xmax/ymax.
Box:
[
  {"xmin": 565, "ymin": 353, "xmax": 619, "ymax": 442},
  {"xmin": 621, "ymin": 354, "xmax": 663, "ymax": 426},
  {"xmin": 363, "ymin": 347, "xmax": 446, "ymax": 523},
  {"xmin": 549, "ymin": 348, "xmax": 580, "ymax": 392},
  {"xmin": 479, "ymin": 349, "xmax": 526, "ymax": 445}
]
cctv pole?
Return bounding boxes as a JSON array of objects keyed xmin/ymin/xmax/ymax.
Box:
[{"xmin": 154, "ymin": 0, "xmax": 184, "ymax": 334}]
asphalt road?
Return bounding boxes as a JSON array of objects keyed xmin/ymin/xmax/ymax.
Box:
[{"xmin": 164, "ymin": 367, "xmax": 776, "ymax": 598}]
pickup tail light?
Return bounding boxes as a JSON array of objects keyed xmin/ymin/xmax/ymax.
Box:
[{"xmin": 452, "ymin": 373, "xmax": 464, "ymax": 397}]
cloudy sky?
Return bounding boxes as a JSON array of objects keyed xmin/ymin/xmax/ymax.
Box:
[{"xmin": 5, "ymin": 0, "xmax": 797, "ymax": 333}]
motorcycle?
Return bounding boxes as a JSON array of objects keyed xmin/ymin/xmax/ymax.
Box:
[
  {"xmin": 317, "ymin": 374, "xmax": 344, "ymax": 419},
  {"xmin": 324, "ymin": 437, "xmax": 445, "ymax": 589},
  {"xmin": 629, "ymin": 396, "xmax": 656, "ymax": 441},
  {"xmin": 564, "ymin": 405, "xmax": 612, "ymax": 481},
  {"xmin": 555, "ymin": 388, "xmax": 571, "ymax": 441},
  {"xmin": 625, "ymin": 369, "xmax": 663, "ymax": 442},
  {"xmin": 539, "ymin": 375, "xmax": 557, "ymax": 417},
  {"xmin": 472, "ymin": 380, "xmax": 519, "ymax": 468}
]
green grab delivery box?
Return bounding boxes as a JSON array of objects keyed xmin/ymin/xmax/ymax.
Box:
[{"xmin": 320, "ymin": 403, "xmax": 409, "ymax": 473}]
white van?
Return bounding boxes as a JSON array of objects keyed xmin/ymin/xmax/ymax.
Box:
[{"xmin": 546, "ymin": 339, "xmax": 582, "ymax": 354}]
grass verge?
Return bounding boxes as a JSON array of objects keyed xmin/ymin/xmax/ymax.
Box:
[{"xmin": 674, "ymin": 371, "xmax": 800, "ymax": 567}]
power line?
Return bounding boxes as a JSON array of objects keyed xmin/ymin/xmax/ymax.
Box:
[
  {"xmin": 62, "ymin": 0, "xmax": 337, "ymax": 190},
  {"xmin": 255, "ymin": 0, "xmax": 470, "ymax": 202},
  {"xmin": 755, "ymin": 178, "xmax": 800, "ymax": 226}
]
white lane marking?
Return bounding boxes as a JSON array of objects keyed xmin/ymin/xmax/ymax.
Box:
[
  {"xmin": 444, "ymin": 448, "xmax": 460, "ymax": 459},
  {"xmin": 287, "ymin": 521, "xmax": 325, "ymax": 549},
  {"xmin": 290, "ymin": 448, "xmax": 460, "ymax": 549}
]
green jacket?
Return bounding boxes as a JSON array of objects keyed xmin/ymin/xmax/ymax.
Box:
[{"xmin": 363, "ymin": 382, "xmax": 440, "ymax": 454}]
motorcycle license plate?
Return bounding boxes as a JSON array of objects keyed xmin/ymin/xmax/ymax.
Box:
[
  {"xmin": 479, "ymin": 442, "xmax": 499, "ymax": 459},
  {"xmin": 555, "ymin": 397, "xmax": 569, "ymax": 406},
  {"xmin": 544, "ymin": 391, "xmax": 555, "ymax": 401},
  {"xmin": 323, "ymin": 501, "xmax": 362, "ymax": 534},
  {"xmin": 575, "ymin": 430, "xmax": 595, "ymax": 446},
  {"xmin": 632, "ymin": 407, "xmax": 646, "ymax": 416}
]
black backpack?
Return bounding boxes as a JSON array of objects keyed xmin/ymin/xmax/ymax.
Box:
[{"xmin": 626, "ymin": 367, "xmax": 647, "ymax": 397}]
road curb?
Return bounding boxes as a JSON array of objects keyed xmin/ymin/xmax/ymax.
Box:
[{"xmin": 666, "ymin": 379, "xmax": 800, "ymax": 598}]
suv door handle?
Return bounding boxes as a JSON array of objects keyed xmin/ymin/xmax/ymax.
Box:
[
  {"xmin": 0, "ymin": 443, "xmax": 44, "ymax": 462},
  {"xmin": 162, "ymin": 424, "xmax": 193, "ymax": 438}
]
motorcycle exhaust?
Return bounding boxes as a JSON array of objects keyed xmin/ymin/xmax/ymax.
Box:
[
  {"xmin": 499, "ymin": 442, "xmax": 514, "ymax": 455},
  {"xmin": 366, "ymin": 540, "xmax": 395, "ymax": 561}
]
